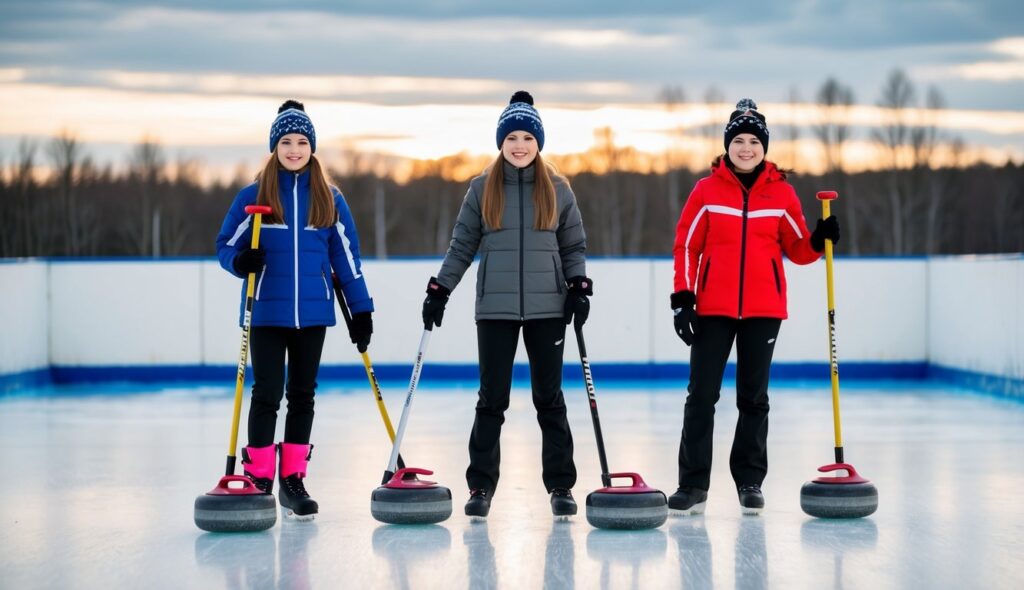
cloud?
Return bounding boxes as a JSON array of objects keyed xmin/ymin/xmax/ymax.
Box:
[
  {"xmin": 1, "ymin": 0, "xmax": 1023, "ymax": 112},
  {"xmin": 538, "ymin": 28, "xmax": 674, "ymax": 49},
  {"xmin": 37, "ymin": 68, "xmax": 638, "ymax": 103},
  {"xmin": 950, "ymin": 37, "xmax": 1024, "ymax": 80}
]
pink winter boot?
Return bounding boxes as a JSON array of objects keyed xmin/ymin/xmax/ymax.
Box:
[
  {"xmin": 278, "ymin": 443, "xmax": 318, "ymax": 520},
  {"xmin": 241, "ymin": 444, "xmax": 276, "ymax": 495}
]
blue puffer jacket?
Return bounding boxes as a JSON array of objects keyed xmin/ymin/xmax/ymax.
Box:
[{"xmin": 216, "ymin": 169, "xmax": 373, "ymax": 328}]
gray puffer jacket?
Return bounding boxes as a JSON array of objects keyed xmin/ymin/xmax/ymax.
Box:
[{"xmin": 436, "ymin": 160, "xmax": 587, "ymax": 321}]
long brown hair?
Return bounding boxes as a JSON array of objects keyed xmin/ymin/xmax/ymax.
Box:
[
  {"xmin": 255, "ymin": 152, "xmax": 337, "ymax": 227},
  {"xmin": 481, "ymin": 152, "xmax": 559, "ymax": 230}
]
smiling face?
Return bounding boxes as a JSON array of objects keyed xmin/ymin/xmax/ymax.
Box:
[
  {"xmin": 501, "ymin": 131, "xmax": 539, "ymax": 168},
  {"xmin": 728, "ymin": 133, "xmax": 765, "ymax": 173},
  {"xmin": 276, "ymin": 133, "xmax": 312, "ymax": 171}
]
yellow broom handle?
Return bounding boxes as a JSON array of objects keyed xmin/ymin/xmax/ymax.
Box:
[
  {"xmin": 362, "ymin": 351, "xmax": 398, "ymax": 442},
  {"xmin": 821, "ymin": 199, "xmax": 843, "ymax": 451},
  {"xmin": 227, "ymin": 206, "xmax": 270, "ymax": 468}
]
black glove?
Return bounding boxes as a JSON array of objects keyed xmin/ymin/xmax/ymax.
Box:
[
  {"xmin": 671, "ymin": 290, "xmax": 698, "ymax": 346},
  {"xmin": 349, "ymin": 312, "xmax": 373, "ymax": 353},
  {"xmin": 810, "ymin": 215, "xmax": 841, "ymax": 252},
  {"xmin": 564, "ymin": 276, "xmax": 593, "ymax": 327},
  {"xmin": 233, "ymin": 248, "xmax": 265, "ymax": 275},
  {"xmin": 422, "ymin": 277, "xmax": 451, "ymax": 329}
]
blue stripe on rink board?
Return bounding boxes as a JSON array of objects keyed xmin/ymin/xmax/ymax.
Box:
[
  {"xmin": 927, "ymin": 364, "xmax": 1024, "ymax": 401},
  {"xmin": 1, "ymin": 361, "xmax": 926, "ymax": 387},
  {"xmin": 46, "ymin": 362, "xmax": 930, "ymax": 384},
  {"xmin": 0, "ymin": 368, "xmax": 52, "ymax": 393},
  {"xmin": 4, "ymin": 363, "xmax": 1020, "ymax": 400}
]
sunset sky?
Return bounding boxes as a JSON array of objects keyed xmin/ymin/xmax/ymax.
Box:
[{"xmin": 2, "ymin": 1, "xmax": 1023, "ymax": 179}]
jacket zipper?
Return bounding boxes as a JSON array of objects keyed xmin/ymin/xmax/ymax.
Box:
[
  {"xmin": 735, "ymin": 172, "xmax": 751, "ymax": 319},
  {"xmin": 293, "ymin": 172, "xmax": 300, "ymax": 328},
  {"xmin": 518, "ymin": 167, "xmax": 525, "ymax": 321}
]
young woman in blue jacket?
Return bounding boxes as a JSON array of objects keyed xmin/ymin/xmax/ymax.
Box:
[{"xmin": 216, "ymin": 100, "xmax": 374, "ymax": 520}]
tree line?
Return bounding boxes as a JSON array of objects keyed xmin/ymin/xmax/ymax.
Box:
[{"xmin": 2, "ymin": 70, "xmax": 1021, "ymax": 258}]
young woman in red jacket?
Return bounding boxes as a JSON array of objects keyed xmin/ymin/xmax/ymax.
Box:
[{"xmin": 668, "ymin": 99, "xmax": 840, "ymax": 515}]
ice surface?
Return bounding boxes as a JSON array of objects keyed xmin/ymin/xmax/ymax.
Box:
[{"xmin": 2, "ymin": 381, "xmax": 1022, "ymax": 589}]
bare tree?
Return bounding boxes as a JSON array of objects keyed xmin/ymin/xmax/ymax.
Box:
[
  {"xmin": 925, "ymin": 137, "xmax": 964, "ymax": 254},
  {"xmin": 0, "ymin": 151, "xmax": 8, "ymax": 256},
  {"xmin": 47, "ymin": 131, "xmax": 87, "ymax": 255},
  {"xmin": 872, "ymin": 69, "xmax": 916, "ymax": 254},
  {"xmin": 124, "ymin": 138, "xmax": 166, "ymax": 256},
  {"xmin": 657, "ymin": 85, "xmax": 686, "ymax": 109},
  {"xmin": 594, "ymin": 127, "xmax": 623, "ymax": 255},
  {"xmin": 910, "ymin": 86, "xmax": 945, "ymax": 253},
  {"xmin": 373, "ymin": 179, "xmax": 388, "ymax": 259},
  {"xmin": 814, "ymin": 78, "xmax": 859, "ymax": 252},
  {"xmin": 989, "ymin": 160, "xmax": 1022, "ymax": 254},
  {"xmin": 783, "ymin": 86, "xmax": 802, "ymax": 170},
  {"xmin": 701, "ymin": 86, "xmax": 725, "ymax": 166},
  {"xmin": 815, "ymin": 79, "xmax": 855, "ymax": 175},
  {"xmin": 658, "ymin": 84, "xmax": 687, "ymax": 230},
  {"xmin": 4, "ymin": 140, "xmax": 37, "ymax": 255}
]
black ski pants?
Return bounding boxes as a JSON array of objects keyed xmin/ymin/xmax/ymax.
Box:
[
  {"xmin": 247, "ymin": 325, "xmax": 327, "ymax": 447},
  {"xmin": 467, "ymin": 318, "xmax": 577, "ymax": 494},
  {"xmin": 678, "ymin": 316, "xmax": 782, "ymax": 491}
]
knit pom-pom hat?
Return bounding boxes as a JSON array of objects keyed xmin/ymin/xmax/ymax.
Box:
[
  {"xmin": 270, "ymin": 99, "xmax": 317, "ymax": 153},
  {"xmin": 723, "ymin": 98, "xmax": 769, "ymax": 154},
  {"xmin": 495, "ymin": 91, "xmax": 545, "ymax": 151}
]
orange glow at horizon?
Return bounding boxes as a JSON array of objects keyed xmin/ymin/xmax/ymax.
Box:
[{"xmin": 3, "ymin": 77, "xmax": 1023, "ymax": 184}]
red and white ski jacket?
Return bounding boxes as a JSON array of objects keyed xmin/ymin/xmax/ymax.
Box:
[{"xmin": 672, "ymin": 160, "xmax": 821, "ymax": 319}]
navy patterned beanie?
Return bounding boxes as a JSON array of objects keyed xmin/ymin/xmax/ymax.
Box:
[
  {"xmin": 270, "ymin": 100, "xmax": 317, "ymax": 153},
  {"xmin": 724, "ymin": 98, "xmax": 769, "ymax": 154},
  {"xmin": 496, "ymin": 91, "xmax": 545, "ymax": 151}
]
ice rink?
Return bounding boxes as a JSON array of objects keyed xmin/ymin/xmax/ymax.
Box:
[{"xmin": 2, "ymin": 379, "xmax": 1023, "ymax": 589}]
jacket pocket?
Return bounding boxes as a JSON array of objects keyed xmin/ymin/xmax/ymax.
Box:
[
  {"xmin": 771, "ymin": 259, "xmax": 781, "ymax": 295},
  {"xmin": 477, "ymin": 253, "xmax": 489, "ymax": 297},
  {"xmin": 321, "ymin": 272, "xmax": 331, "ymax": 301},
  {"xmin": 700, "ymin": 257, "xmax": 712, "ymax": 292},
  {"xmin": 254, "ymin": 266, "xmax": 267, "ymax": 300},
  {"xmin": 552, "ymin": 254, "xmax": 564, "ymax": 294}
]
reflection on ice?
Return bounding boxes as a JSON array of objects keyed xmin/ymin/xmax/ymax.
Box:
[
  {"xmin": 669, "ymin": 517, "xmax": 713, "ymax": 589},
  {"xmin": 373, "ymin": 524, "xmax": 451, "ymax": 590},
  {"xmin": 587, "ymin": 528, "xmax": 667, "ymax": 590},
  {"xmin": 734, "ymin": 518, "xmax": 768, "ymax": 590},
  {"xmin": 0, "ymin": 383, "xmax": 1021, "ymax": 588},
  {"xmin": 463, "ymin": 522, "xmax": 497, "ymax": 590},
  {"xmin": 194, "ymin": 532, "xmax": 276, "ymax": 590},
  {"xmin": 544, "ymin": 521, "xmax": 575, "ymax": 590}
]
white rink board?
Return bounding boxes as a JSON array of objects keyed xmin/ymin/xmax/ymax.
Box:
[
  {"xmin": 0, "ymin": 256, "xmax": 1020, "ymax": 380},
  {"xmin": 0, "ymin": 260, "xmax": 48, "ymax": 374},
  {"xmin": 47, "ymin": 260, "xmax": 202, "ymax": 366},
  {"xmin": 928, "ymin": 255, "xmax": 1023, "ymax": 377}
]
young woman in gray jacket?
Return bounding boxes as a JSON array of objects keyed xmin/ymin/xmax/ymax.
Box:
[{"xmin": 422, "ymin": 91, "xmax": 592, "ymax": 520}]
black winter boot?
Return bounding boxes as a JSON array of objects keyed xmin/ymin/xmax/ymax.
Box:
[
  {"xmin": 465, "ymin": 489, "xmax": 491, "ymax": 520},
  {"xmin": 738, "ymin": 484, "xmax": 765, "ymax": 515},
  {"xmin": 550, "ymin": 488, "xmax": 578, "ymax": 518},
  {"xmin": 668, "ymin": 486, "xmax": 708, "ymax": 515}
]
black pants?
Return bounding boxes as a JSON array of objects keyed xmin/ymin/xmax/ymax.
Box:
[
  {"xmin": 467, "ymin": 318, "xmax": 577, "ymax": 494},
  {"xmin": 247, "ymin": 326, "xmax": 327, "ymax": 447},
  {"xmin": 678, "ymin": 316, "xmax": 782, "ymax": 490}
]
